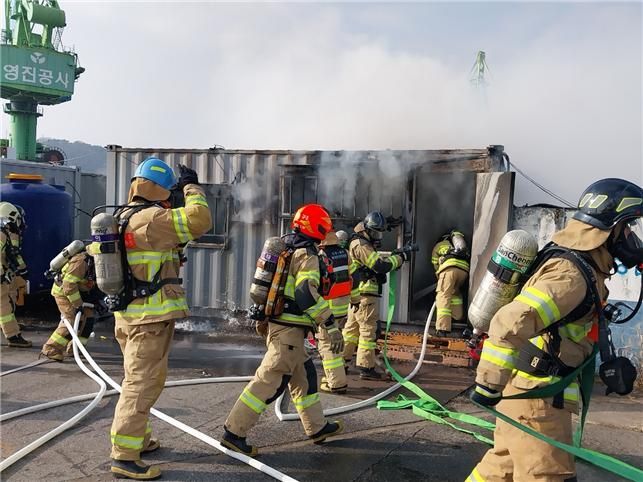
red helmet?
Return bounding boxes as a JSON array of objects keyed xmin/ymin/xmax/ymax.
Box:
[{"xmin": 292, "ymin": 204, "xmax": 332, "ymax": 241}]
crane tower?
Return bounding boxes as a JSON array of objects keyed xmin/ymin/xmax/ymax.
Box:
[{"xmin": 1, "ymin": 0, "xmax": 84, "ymax": 161}]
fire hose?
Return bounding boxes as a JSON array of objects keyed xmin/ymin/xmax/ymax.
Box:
[
  {"xmin": 0, "ymin": 313, "xmax": 108, "ymax": 472},
  {"xmin": 0, "ymin": 312, "xmax": 296, "ymax": 482}
]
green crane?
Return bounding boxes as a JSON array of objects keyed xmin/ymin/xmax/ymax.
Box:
[
  {"xmin": 470, "ymin": 50, "xmax": 489, "ymax": 87},
  {"xmin": 1, "ymin": 0, "xmax": 84, "ymax": 161}
]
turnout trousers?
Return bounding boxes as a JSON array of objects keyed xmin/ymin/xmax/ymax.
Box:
[
  {"xmin": 110, "ymin": 319, "xmax": 175, "ymax": 460},
  {"xmin": 0, "ymin": 280, "xmax": 19, "ymax": 339},
  {"xmin": 435, "ymin": 267, "xmax": 467, "ymax": 332},
  {"xmin": 466, "ymin": 386, "xmax": 575, "ymax": 482},
  {"xmin": 42, "ymin": 296, "xmax": 93, "ymax": 358},
  {"xmin": 317, "ymin": 316, "xmax": 347, "ymax": 389},
  {"xmin": 225, "ymin": 323, "xmax": 326, "ymax": 437},
  {"xmin": 342, "ymin": 295, "xmax": 378, "ymax": 369}
]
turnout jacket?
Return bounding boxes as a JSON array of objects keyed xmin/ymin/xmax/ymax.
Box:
[
  {"xmin": 476, "ymin": 220, "xmax": 612, "ymax": 413},
  {"xmin": 0, "ymin": 230, "xmax": 26, "ymax": 284},
  {"xmin": 431, "ymin": 239, "xmax": 469, "ymax": 274},
  {"xmin": 51, "ymin": 253, "xmax": 93, "ymax": 309},
  {"xmin": 115, "ymin": 182, "xmax": 212, "ymax": 325},
  {"xmin": 349, "ymin": 227, "xmax": 403, "ymax": 298},
  {"xmin": 274, "ymin": 243, "xmax": 333, "ymax": 329}
]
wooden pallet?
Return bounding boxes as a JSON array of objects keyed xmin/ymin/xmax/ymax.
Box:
[{"xmin": 378, "ymin": 331, "xmax": 473, "ymax": 369}]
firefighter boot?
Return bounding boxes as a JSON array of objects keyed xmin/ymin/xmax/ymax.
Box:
[
  {"xmin": 359, "ymin": 367, "xmax": 382, "ymax": 380},
  {"xmin": 222, "ymin": 427, "xmax": 258, "ymax": 457},
  {"xmin": 311, "ymin": 420, "xmax": 344, "ymax": 444},
  {"xmin": 110, "ymin": 459, "xmax": 161, "ymax": 480},
  {"xmin": 320, "ymin": 377, "xmax": 347, "ymax": 394},
  {"xmin": 8, "ymin": 334, "xmax": 32, "ymax": 348}
]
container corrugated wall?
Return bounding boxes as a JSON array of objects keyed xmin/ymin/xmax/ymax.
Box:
[
  {"xmin": 107, "ymin": 147, "xmax": 505, "ymax": 320},
  {"xmin": 79, "ymin": 172, "xmax": 107, "ymax": 239},
  {"xmin": 106, "ymin": 149, "xmax": 311, "ymax": 315}
]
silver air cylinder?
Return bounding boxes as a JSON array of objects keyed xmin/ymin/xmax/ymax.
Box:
[
  {"xmin": 90, "ymin": 213, "xmax": 124, "ymax": 296},
  {"xmin": 49, "ymin": 240, "xmax": 85, "ymax": 273},
  {"xmin": 250, "ymin": 237, "xmax": 286, "ymax": 305},
  {"xmin": 451, "ymin": 231, "xmax": 467, "ymax": 252},
  {"xmin": 468, "ymin": 230, "xmax": 538, "ymax": 333}
]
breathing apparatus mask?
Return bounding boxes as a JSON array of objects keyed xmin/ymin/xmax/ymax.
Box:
[
  {"xmin": 611, "ymin": 220, "xmax": 643, "ymax": 269},
  {"xmin": 367, "ymin": 228, "xmax": 383, "ymax": 248},
  {"xmin": 598, "ymin": 219, "xmax": 642, "ymax": 396}
]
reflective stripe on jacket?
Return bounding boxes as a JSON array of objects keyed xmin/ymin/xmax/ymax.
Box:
[
  {"xmin": 51, "ymin": 253, "xmax": 92, "ymax": 308},
  {"xmin": 273, "ymin": 246, "xmax": 332, "ymax": 328},
  {"xmin": 116, "ymin": 184, "xmax": 212, "ymax": 325},
  {"xmin": 432, "ymin": 239, "xmax": 469, "ymax": 274},
  {"xmin": 475, "ymin": 247, "xmax": 610, "ymax": 413},
  {"xmin": 349, "ymin": 237, "xmax": 402, "ymax": 296}
]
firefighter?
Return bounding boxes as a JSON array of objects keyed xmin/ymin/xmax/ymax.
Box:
[
  {"xmin": 41, "ymin": 250, "xmax": 97, "ymax": 361},
  {"xmin": 109, "ymin": 158, "xmax": 212, "ymax": 480},
  {"xmin": 432, "ymin": 230, "xmax": 469, "ymax": 336},
  {"xmin": 0, "ymin": 201, "xmax": 31, "ymax": 348},
  {"xmin": 222, "ymin": 204, "xmax": 344, "ymax": 456},
  {"xmin": 342, "ymin": 212, "xmax": 407, "ymax": 380},
  {"xmin": 467, "ymin": 178, "xmax": 643, "ymax": 482},
  {"xmin": 318, "ymin": 231, "xmax": 351, "ymax": 394}
]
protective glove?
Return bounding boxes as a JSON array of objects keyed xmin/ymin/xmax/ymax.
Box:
[
  {"xmin": 470, "ymin": 384, "xmax": 501, "ymax": 407},
  {"xmin": 178, "ymin": 165, "xmax": 199, "ymax": 188},
  {"xmin": 255, "ymin": 319, "xmax": 268, "ymax": 338},
  {"xmin": 324, "ymin": 321, "xmax": 345, "ymax": 354}
]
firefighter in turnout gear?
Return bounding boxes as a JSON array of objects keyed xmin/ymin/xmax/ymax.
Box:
[
  {"xmin": 41, "ymin": 251, "xmax": 97, "ymax": 361},
  {"xmin": 432, "ymin": 230, "xmax": 470, "ymax": 336},
  {"xmin": 342, "ymin": 212, "xmax": 407, "ymax": 380},
  {"xmin": 467, "ymin": 178, "xmax": 643, "ymax": 482},
  {"xmin": 223, "ymin": 204, "xmax": 344, "ymax": 457},
  {"xmin": 108, "ymin": 158, "xmax": 211, "ymax": 480},
  {"xmin": 318, "ymin": 231, "xmax": 351, "ymax": 394},
  {"xmin": 0, "ymin": 201, "xmax": 31, "ymax": 348}
]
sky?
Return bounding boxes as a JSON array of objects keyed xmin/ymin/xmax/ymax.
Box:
[{"xmin": 2, "ymin": 1, "xmax": 642, "ymax": 205}]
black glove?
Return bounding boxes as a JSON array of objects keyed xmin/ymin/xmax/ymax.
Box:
[
  {"xmin": 16, "ymin": 268, "xmax": 28, "ymax": 278},
  {"xmin": 470, "ymin": 384, "xmax": 501, "ymax": 407},
  {"xmin": 178, "ymin": 165, "xmax": 199, "ymax": 188}
]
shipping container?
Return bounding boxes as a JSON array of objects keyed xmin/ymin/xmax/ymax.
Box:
[{"xmin": 107, "ymin": 145, "xmax": 512, "ymax": 324}]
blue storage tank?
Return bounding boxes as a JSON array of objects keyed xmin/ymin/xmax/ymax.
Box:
[{"xmin": 1, "ymin": 174, "xmax": 73, "ymax": 292}]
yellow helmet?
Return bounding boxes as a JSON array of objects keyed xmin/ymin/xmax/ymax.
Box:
[{"xmin": 0, "ymin": 202, "xmax": 23, "ymax": 231}]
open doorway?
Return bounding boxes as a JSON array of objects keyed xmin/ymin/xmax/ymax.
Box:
[{"xmin": 409, "ymin": 170, "xmax": 477, "ymax": 325}]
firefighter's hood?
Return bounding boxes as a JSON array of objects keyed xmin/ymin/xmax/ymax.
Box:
[
  {"xmin": 320, "ymin": 231, "xmax": 339, "ymax": 247},
  {"xmin": 128, "ymin": 178, "xmax": 171, "ymax": 203},
  {"xmin": 354, "ymin": 222, "xmax": 366, "ymax": 235},
  {"xmin": 552, "ymin": 219, "xmax": 612, "ymax": 252}
]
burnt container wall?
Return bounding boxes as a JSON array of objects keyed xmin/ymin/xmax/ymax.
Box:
[{"xmin": 108, "ymin": 147, "xmax": 501, "ymax": 321}]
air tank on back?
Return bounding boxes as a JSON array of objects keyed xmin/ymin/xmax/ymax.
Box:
[
  {"xmin": 0, "ymin": 174, "xmax": 72, "ymax": 292},
  {"xmin": 468, "ymin": 230, "xmax": 539, "ymax": 334}
]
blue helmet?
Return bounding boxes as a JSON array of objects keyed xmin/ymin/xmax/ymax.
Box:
[{"xmin": 133, "ymin": 157, "xmax": 177, "ymax": 190}]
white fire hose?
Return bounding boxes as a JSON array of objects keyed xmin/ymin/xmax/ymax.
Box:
[
  {"xmin": 0, "ymin": 313, "xmax": 108, "ymax": 472},
  {"xmin": 275, "ymin": 303, "xmax": 435, "ymax": 420},
  {"xmin": 1, "ymin": 303, "xmax": 437, "ymax": 479}
]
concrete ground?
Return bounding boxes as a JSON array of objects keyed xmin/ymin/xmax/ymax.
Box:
[{"xmin": 1, "ymin": 321, "xmax": 642, "ymax": 482}]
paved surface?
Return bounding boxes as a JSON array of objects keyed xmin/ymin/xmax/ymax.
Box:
[{"xmin": 1, "ymin": 320, "xmax": 642, "ymax": 481}]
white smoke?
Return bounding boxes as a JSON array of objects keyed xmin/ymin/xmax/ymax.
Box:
[{"xmin": 33, "ymin": 3, "xmax": 642, "ymax": 205}]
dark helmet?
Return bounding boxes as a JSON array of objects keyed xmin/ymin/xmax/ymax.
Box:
[
  {"xmin": 573, "ymin": 178, "xmax": 643, "ymax": 230},
  {"xmin": 363, "ymin": 211, "xmax": 387, "ymax": 241},
  {"xmin": 364, "ymin": 211, "xmax": 387, "ymax": 231}
]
